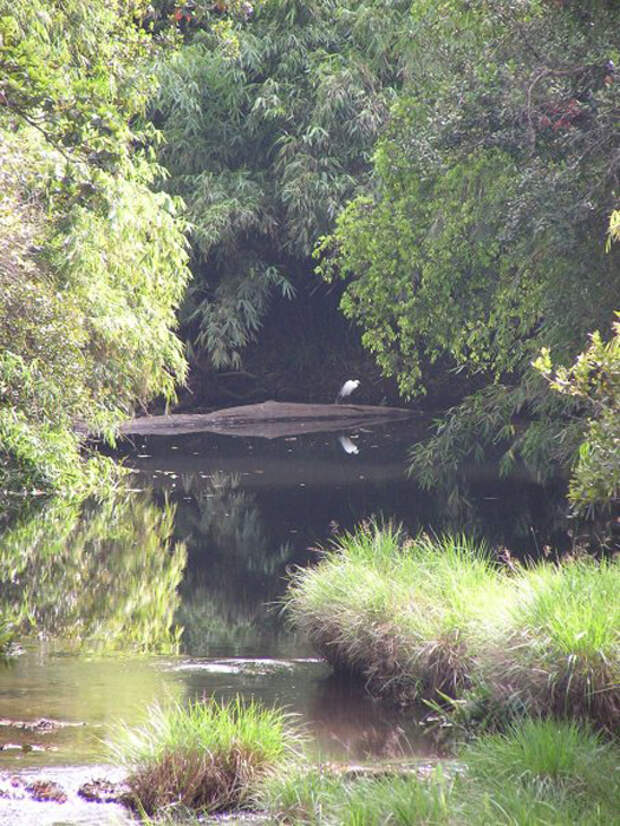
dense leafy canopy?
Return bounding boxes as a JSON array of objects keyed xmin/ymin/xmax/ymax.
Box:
[
  {"xmin": 317, "ymin": 0, "xmax": 619, "ymax": 503},
  {"xmin": 152, "ymin": 0, "xmax": 410, "ymax": 368},
  {"xmin": 0, "ymin": 0, "xmax": 191, "ymax": 493},
  {"xmin": 0, "ymin": 0, "xmax": 617, "ymax": 517}
]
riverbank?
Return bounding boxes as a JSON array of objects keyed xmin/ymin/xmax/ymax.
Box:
[
  {"xmin": 258, "ymin": 718, "xmax": 619, "ymax": 825},
  {"xmin": 5, "ymin": 702, "xmax": 618, "ymax": 824},
  {"xmin": 101, "ymin": 700, "xmax": 619, "ymax": 824},
  {"xmin": 285, "ymin": 524, "xmax": 619, "ymax": 730}
]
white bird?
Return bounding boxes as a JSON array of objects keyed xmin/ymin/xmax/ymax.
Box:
[
  {"xmin": 335, "ymin": 379, "xmax": 360, "ymax": 404},
  {"xmin": 338, "ymin": 435, "xmax": 359, "ymax": 455}
]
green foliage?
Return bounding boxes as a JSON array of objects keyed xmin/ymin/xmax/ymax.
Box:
[
  {"xmin": 0, "ymin": 489, "xmax": 186, "ymax": 653},
  {"xmin": 112, "ymin": 696, "xmax": 302, "ymax": 814},
  {"xmin": 408, "ymin": 377, "xmax": 585, "ymax": 494},
  {"xmin": 318, "ymin": 0, "xmax": 619, "ymax": 488},
  {"xmin": 608, "ymin": 209, "xmax": 620, "ymax": 250},
  {"xmin": 0, "ymin": 0, "xmax": 153, "ymax": 171},
  {"xmin": 534, "ymin": 317, "xmax": 619, "ymax": 513},
  {"xmin": 152, "ymin": 0, "xmax": 411, "ymax": 368},
  {"xmin": 0, "ymin": 0, "xmax": 191, "ymax": 493}
]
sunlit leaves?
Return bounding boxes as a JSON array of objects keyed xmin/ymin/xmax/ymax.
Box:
[
  {"xmin": 0, "ymin": 0, "xmax": 191, "ymax": 493},
  {"xmin": 534, "ymin": 315, "xmax": 620, "ymax": 512}
]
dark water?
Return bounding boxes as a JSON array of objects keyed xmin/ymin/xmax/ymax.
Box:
[{"xmin": 0, "ymin": 419, "xmax": 571, "ymax": 824}]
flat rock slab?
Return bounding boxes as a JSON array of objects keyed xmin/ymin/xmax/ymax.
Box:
[{"xmin": 120, "ymin": 400, "xmax": 415, "ymax": 439}]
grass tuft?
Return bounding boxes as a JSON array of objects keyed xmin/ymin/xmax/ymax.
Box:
[
  {"xmin": 463, "ymin": 718, "xmax": 616, "ymax": 794},
  {"xmin": 285, "ymin": 524, "xmax": 619, "ymax": 727},
  {"xmin": 110, "ymin": 696, "xmax": 302, "ymax": 815},
  {"xmin": 285, "ymin": 522, "xmax": 506, "ymax": 705},
  {"xmin": 481, "ymin": 557, "xmax": 620, "ymax": 730},
  {"xmin": 460, "ymin": 718, "xmax": 620, "ymax": 825}
]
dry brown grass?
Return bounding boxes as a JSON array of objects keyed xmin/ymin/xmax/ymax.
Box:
[{"xmin": 126, "ymin": 745, "xmax": 262, "ymax": 814}]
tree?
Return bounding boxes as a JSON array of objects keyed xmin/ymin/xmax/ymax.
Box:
[
  {"xmin": 0, "ymin": 1, "xmax": 191, "ymax": 493},
  {"xmin": 317, "ymin": 0, "xmax": 619, "ymax": 488},
  {"xmin": 534, "ymin": 211, "xmax": 620, "ymax": 514},
  {"xmin": 151, "ymin": 0, "xmax": 411, "ymax": 370}
]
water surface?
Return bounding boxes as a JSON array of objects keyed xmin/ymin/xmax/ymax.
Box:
[{"xmin": 0, "ymin": 419, "xmax": 570, "ymax": 824}]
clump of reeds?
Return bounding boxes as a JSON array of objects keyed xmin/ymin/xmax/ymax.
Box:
[
  {"xmin": 284, "ymin": 522, "xmax": 506, "ymax": 704},
  {"xmin": 460, "ymin": 718, "xmax": 620, "ymax": 825},
  {"xmin": 111, "ymin": 696, "xmax": 302, "ymax": 816},
  {"xmin": 480, "ymin": 557, "xmax": 620, "ymax": 730}
]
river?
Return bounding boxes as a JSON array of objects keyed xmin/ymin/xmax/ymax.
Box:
[{"xmin": 0, "ymin": 418, "xmax": 570, "ymax": 824}]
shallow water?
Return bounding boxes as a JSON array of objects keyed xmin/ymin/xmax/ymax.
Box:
[{"xmin": 0, "ymin": 419, "xmax": 570, "ymax": 824}]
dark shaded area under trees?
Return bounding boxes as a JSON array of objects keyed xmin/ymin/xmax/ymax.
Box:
[
  {"xmin": 0, "ymin": 0, "xmax": 617, "ymax": 524},
  {"xmin": 149, "ymin": 0, "xmax": 618, "ymax": 520}
]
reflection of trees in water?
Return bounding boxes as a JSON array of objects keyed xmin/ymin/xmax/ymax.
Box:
[
  {"xmin": 309, "ymin": 472, "xmax": 572, "ymax": 559},
  {"xmin": 167, "ymin": 472, "xmax": 298, "ymax": 656},
  {"xmin": 415, "ymin": 471, "xmax": 604, "ymax": 557},
  {"xmin": 177, "ymin": 585, "xmax": 295, "ymax": 658},
  {"xmin": 0, "ymin": 491, "xmax": 186, "ymax": 653}
]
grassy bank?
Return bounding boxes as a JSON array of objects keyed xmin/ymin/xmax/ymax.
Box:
[
  {"xmin": 480, "ymin": 557, "xmax": 620, "ymax": 729},
  {"xmin": 285, "ymin": 526, "xmax": 506, "ymax": 704},
  {"xmin": 111, "ymin": 697, "xmax": 301, "ymax": 816},
  {"xmin": 260, "ymin": 719, "xmax": 620, "ymax": 825},
  {"xmin": 111, "ymin": 703, "xmax": 619, "ymax": 824},
  {"xmin": 284, "ymin": 523, "xmax": 619, "ymax": 728}
]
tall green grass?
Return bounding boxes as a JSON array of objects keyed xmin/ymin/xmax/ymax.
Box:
[
  {"xmin": 285, "ymin": 523, "xmax": 619, "ymax": 727},
  {"xmin": 482, "ymin": 557, "xmax": 620, "ymax": 729},
  {"xmin": 285, "ymin": 522, "xmax": 506, "ymax": 704},
  {"xmin": 259, "ymin": 764, "xmax": 455, "ymax": 826},
  {"xmin": 460, "ymin": 718, "xmax": 620, "ymax": 825},
  {"xmin": 110, "ymin": 696, "xmax": 302, "ymax": 815},
  {"xmin": 260, "ymin": 721, "xmax": 619, "ymax": 825}
]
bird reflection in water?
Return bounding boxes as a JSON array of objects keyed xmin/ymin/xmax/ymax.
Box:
[{"xmin": 338, "ymin": 435, "xmax": 359, "ymax": 455}]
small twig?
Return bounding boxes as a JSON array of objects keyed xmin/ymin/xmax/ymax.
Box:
[{"xmin": 6, "ymin": 103, "xmax": 77, "ymax": 166}]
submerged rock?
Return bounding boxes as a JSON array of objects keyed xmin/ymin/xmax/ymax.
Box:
[
  {"xmin": 78, "ymin": 777, "xmax": 130, "ymax": 804},
  {"xmin": 25, "ymin": 779, "xmax": 68, "ymax": 803},
  {"xmin": 0, "ymin": 716, "xmax": 84, "ymax": 733}
]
